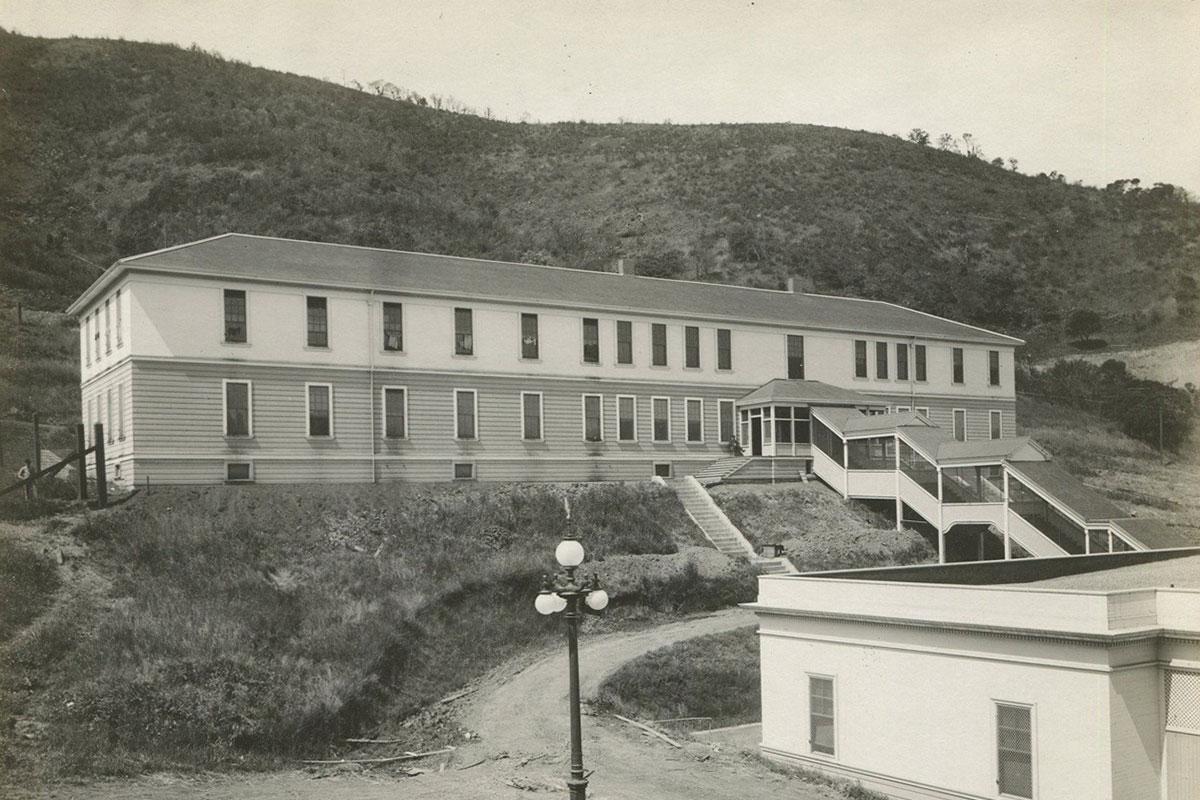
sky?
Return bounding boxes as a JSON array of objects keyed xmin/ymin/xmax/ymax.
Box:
[{"xmin": 3, "ymin": 0, "xmax": 1199, "ymax": 194}]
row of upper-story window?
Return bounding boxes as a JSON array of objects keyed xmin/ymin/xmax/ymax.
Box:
[
  {"xmin": 852, "ymin": 339, "xmax": 1003, "ymax": 386},
  {"xmin": 221, "ymin": 378, "xmax": 739, "ymax": 444},
  {"xmin": 221, "ymin": 289, "xmax": 1006, "ymax": 385},
  {"xmin": 83, "ymin": 289, "xmax": 124, "ymax": 366}
]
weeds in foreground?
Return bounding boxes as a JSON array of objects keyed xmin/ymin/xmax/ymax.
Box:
[{"xmin": 0, "ymin": 482, "xmax": 744, "ymax": 778}]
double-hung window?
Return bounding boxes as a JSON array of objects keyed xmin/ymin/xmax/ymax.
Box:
[
  {"xmin": 582, "ymin": 318, "xmax": 600, "ymax": 363},
  {"xmin": 953, "ymin": 409, "xmax": 966, "ymax": 442},
  {"xmin": 915, "ymin": 344, "xmax": 928, "ymax": 381},
  {"xmin": 896, "ymin": 343, "xmax": 909, "ymax": 380},
  {"xmin": 106, "ymin": 388, "xmax": 114, "ymax": 442},
  {"xmin": 582, "ymin": 394, "xmax": 603, "ymax": 441},
  {"xmin": 520, "ymin": 313, "xmax": 539, "ymax": 359},
  {"xmin": 224, "ymin": 380, "xmax": 252, "ymax": 437},
  {"xmin": 306, "ymin": 384, "xmax": 333, "ymax": 437},
  {"xmin": 616, "ymin": 321, "xmax": 633, "ymax": 364},
  {"xmin": 454, "ymin": 308, "xmax": 474, "ymax": 355},
  {"xmin": 306, "ymin": 296, "xmax": 328, "ymax": 347},
  {"xmin": 952, "ymin": 347, "xmax": 965, "ymax": 384},
  {"xmin": 989, "ymin": 350, "xmax": 1001, "ymax": 386},
  {"xmin": 787, "ymin": 335, "xmax": 805, "ymax": 379},
  {"xmin": 617, "ymin": 395, "xmax": 637, "ymax": 441},
  {"xmin": 455, "ymin": 389, "xmax": 477, "ymax": 439},
  {"xmin": 117, "ymin": 383, "xmax": 125, "ymax": 440},
  {"xmin": 93, "ymin": 312, "xmax": 101, "ymax": 362},
  {"xmin": 684, "ymin": 326, "xmax": 700, "ymax": 368},
  {"xmin": 652, "ymin": 397, "xmax": 671, "ymax": 442},
  {"xmin": 876, "ymin": 341, "xmax": 888, "ymax": 379},
  {"xmin": 854, "ymin": 340, "xmax": 868, "ymax": 378},
  {"xmin": 104, "ymin": 299, "xmax": 111, "ymax": 354},
  {"xmin": 85, "ymin": 314, "xmax": 92, "ymax": 366},
  {"xmin": 522, "ymin": 392, "xmax": 543, "ymax": 440},
  {"xmin": 718, "ymin": 399, "xmax": 735, "ymax": 443},
  {"xmin": 225, "ymin": 289, "xmax": 247, "ymax": 343},
  {"xmin": 685, "ymin": 398, "xmax": 703, "ymax": 442},
  {"xmin": 651, "ymin": 324, "xmax": 668, "ymax": 366},
  {"xmin": 990, "ymin": 410, "xmax": 1003, "ymax": 440},
  {"xmin": 115, "ymin": 289, "xmax": 123, "ymax": 346},
  {"xmin": 717, "ymin": 328, "xmax": 732, "ymax": 371},
  {"xmin": 383, "ymin": 302, "xmax": 403, "ymax": 351},
  {"xmin": 809, "ymin": 676, "xmax": 835, "ymax": 756},
  {"xmin": 996, "ymin": 703, "xmax": 1033, "ymax": 799},
  {"xmin": 383, "ymin": 387, "xmax": 407, "ymax": 438}
]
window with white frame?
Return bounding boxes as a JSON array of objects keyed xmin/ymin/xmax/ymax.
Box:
[
  {"xmin": 383, "ymin": 386, "xmax": 407, "ymax": 438},
  {"xmin": 896, "ymin": 342, "xmax": 908, "ymax": 380},
  {"xmin": 875, "ymin": 341, "xmax": 888, "ymax": 379},
  {"xmin": 853, "ymin": 340, "xmax": 867, "ymax": 378},
  {"xmin": 616, "ymin": 320, "xmax": 633, "ymax": 364},
  {"xmin": 453, "ymin": 462, "xmax": 475, "ymax": 480},
  {"xmin": 652, "ymin": 397, "xmax": 671, "ymax": 442},
  {"xmin": 718, "ymin": 399, "xmax": 735, "ymax": 443},
  {"xmin": 520, "ymin": 313, "xmax": 539, "ymax": 360},
  {"xmin": 224, "ymin": 380, "xmax": 252, "ymax": 437},
  {"xmin": 582, "ymin": 394, "xmax": 603, "ymax": 441},
  {"xmin": 952, "ymin": 347, "xmax": 965, "ymax": 384},
  {"xmin": 685, "ymin": 398, "xmax": 703, "ymax": 442},
  {"xmin": 115, "ymin": 289, "xmax": 123, "ymax": 346},
  {"xmin": 454, "ymin": 308, "xmax": 474, "ymax": 355},
  {"xmin": 93, "ymin": 312, "xmax": 101, "ymax": 361},
  {"xmin": 953, "ymin": 409, "xmax": 966, "ymax": 442},
  {"xmin": 717, "ymin": 328, "xmax": 732, "ymax": 371},
  {"xmin": 226, "ymin": 462, "xmax": 253, "ymax": 482},
  {"xmin": 383, "ymin": 302, "xmax": 403, "ymax": 351},
  {"xmin": 916, "ymin": 406, "xmax": 930, "ymax": 418},
  {"xmin": 224, "ymin": 289, "xmax": 247, "ymax": 343},
  {"xmin": 915, "ymin": 344, "xmax": 927, "ymax": 381},
  {"xmin": 684, "ymin": 326, "xmax": 700, "ymax": 368},
  {"xmin": 651, "ymin": 324, "xmax": 668, "ymax": 366},
  {"xmin": 306, "ymin": 296, "xmax": 328, "ymax": 347},
  {"xmin": 306, "ymin": 383, "xmax": 333, "ymax": 437},
  {"xmin": 117, "ymin": 382, "xmax": 126, "ymax": 440},
  {"xmin": 104, "ymin": 298, "xmax": 112, "ymax": 354},
  {"xmin": 989, "ymin": 350, "xmax": 1001, "ymax": 386},
  {"xmin": 84, "ymin": 314, "xmax": 92, "ymax": 366},
  {"xmin": 996, "ymin": 703, "xmax": 1034, "ymax": 799},
  {"xmin": 455, "ymin": 389, "xmax": 477, "ymax": 439},
  {"xmin": 617, "ymin": 395, "xmax": 637, "ymax": 441},
  {"xmin": 106, "ymin": 388, "xmax": 114, "ymax": 442},
  {"xmin": 522, "ymin": 392, "xmax": 543, "ymax": 440},
  {"xmin": 809, "ymin": 675, "xmax": 835, "ymax": 756},
  {"xmin": 787, "ymin": 334, "xmax": 805, "ymax": 379},
  {"xmin": 990, "ymin": 410, "xmax": 1002, "ymax": 440},
  {"xmin": 582, "ymin": 318, "xmax": 600, "ymax": 363}
]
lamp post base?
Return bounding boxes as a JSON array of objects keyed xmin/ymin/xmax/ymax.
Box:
[{"xmin": 567, "ymin": 776, "xmax": 588, "ymax": 799}]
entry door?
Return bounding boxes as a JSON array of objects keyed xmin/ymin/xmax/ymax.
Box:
[{"xmin": 751, "ymin": 419, "xmax": 763, "ymax": 456}]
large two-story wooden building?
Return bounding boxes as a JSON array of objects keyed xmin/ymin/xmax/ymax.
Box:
[{"xmin": 66, "ymin": 233, "xmax": 1023, "ymax": 486}]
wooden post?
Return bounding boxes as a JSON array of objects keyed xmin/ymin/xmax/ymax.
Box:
[
  {"xmin": 76, "ymin": 423, "xmax": 87, "ymax": 501},
  {"xmin": 94, "ymin": 423, "xmax": 107, "ymax": 508},
  {"xmin": 33, "ymin": 413, "xmax": 42, "ymax": 474}
]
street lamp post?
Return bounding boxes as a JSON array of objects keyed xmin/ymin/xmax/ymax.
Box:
[{"xmin": 534, "ymin": 499, "xmax": 609, "ymax": 800}]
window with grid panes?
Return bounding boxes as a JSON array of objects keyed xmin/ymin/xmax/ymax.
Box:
[
  {"xmin": 875, "ymin": 341, "xmax": 888, "ymax": 379},
  {"xmin": 996, "ymin": 704, "xmax": 1033, "ymax": 798},
  {"xmin": 952, "ymin": 347, "xmax": 964, "ymax": 383},
  {"xmin": 896, "ymin": 343, "xmax": 909, "ymax": 380},
  {"xmin": 455, "ymin": 390, "xmax": 476, "ymax": 438},
  {"xmin": 915, "ymin": 345, "xmax": 927, "ymax": 381},
  {"xmin": 686, "ymin": 399, "xmax": 702, "ymax": 442},
  {"xmin": 225, "ymin": 381, "xmax": 251, "ymax": 437},
  {"xmin": 786, "ymin": 335, "xmax": 805, "ymax": 379},
  {"xmin": 809, "ymin": 677, "xmax": 835, "ymax": 755},
  {"xmin": 384, "ymin": 388, "xmax": 406, "ymax": 438},
  {"xmin": 225, "ymin": 290, "xmax": 247, "ymax": 342},
  {"xmin": 717, "ymin": 328, "xmax": 732, "ymax": 370},
  {"xmin": 307, "ymin": 385, "xmax": 332, "ymax": 436},
  {"xmin": 383, "ymin": 302, "xmax": 403, "ymax": 351},
  {"xmin": 989, "ymin": 350, "xmax": 1001, "ymax": 386},
  {"xmin": 306, "ymin": 297, "xmax": 328, "ymax": 347},
  {"xmin": 454, "ymin": 308, "xmax": 473, "ymax": 355},
  {"xmin": 617, "ymin": 396, "xmax": 636, "ymax": 441},
  {"xmin": 520, "ymin": 313, "xmax": 539, "ymax": 359},
  {"xmin": 582, "ymin": 318, "xmax": 600, "ymax": 363},
  {"xmin": 651, "ymin": 324, "xmax": 668, "ymax": 366},
  {"xmin": 854, "ymin": 340, "xmax": 867, "ymax": 378},
  {"xmin": 652, "ymin": 397, "xmax": 670, "ymax": 441},
  {"xmin": 583, "ymin": 394, "xmax": 602, "ymax": 441},
  {"xmin": 684, "ymin": 326, "xmax": 700, "ymax": 368},
  {"xmin": 522, "ymin": 392, "xmax": 542, "ymax": 440},
  {"xmin": 616, "ymin": 320, "xmax": 633, "ymax": 364}
]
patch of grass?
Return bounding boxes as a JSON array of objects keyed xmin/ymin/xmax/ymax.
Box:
[
  {"xmin": 0, "ymin": 540, "xmax": 60, "ymax": 642},
  {"xmin": 1, "ymin": 481, "xmax": 743, "ymax": 778},
  {"xmin": 595, "ymin": 627, "xmax": 759, "ymax": 729}
]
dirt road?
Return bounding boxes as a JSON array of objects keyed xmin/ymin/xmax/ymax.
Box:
[{"xmin": 13, "ymin": 608, "xmax": 841, "ymax": 800}]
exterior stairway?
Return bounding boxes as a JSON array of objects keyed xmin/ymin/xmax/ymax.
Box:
[
  {"xmin": 669, "ymin": 475, "xmax": 798, "ymax": 574},
  {"xmin": 692, "ymin": 456, "xmax": 752, "ymax": 486}
]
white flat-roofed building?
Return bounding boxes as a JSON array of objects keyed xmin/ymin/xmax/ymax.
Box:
[
  {"xmin": 748, "ymin": 550, "xmax": 1200, "ymax": 800},
  {"xmin": 65, "ymin": 233, "xmax": 1025, "ymax": 487}
]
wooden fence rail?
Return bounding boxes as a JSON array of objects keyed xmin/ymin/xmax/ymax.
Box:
[{"xmin": 0, "ymin": 423, "xmax": 107, "ymax": 507}]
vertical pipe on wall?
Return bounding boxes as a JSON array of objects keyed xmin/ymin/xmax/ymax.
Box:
[{"xmin": 368, "ymin": 290, "xmax": 377, "ymax": 483}]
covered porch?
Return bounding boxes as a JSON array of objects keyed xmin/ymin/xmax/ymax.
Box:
[{"xmin": 735, "ymin": 379, "xmax": 883, "ymax": 458}]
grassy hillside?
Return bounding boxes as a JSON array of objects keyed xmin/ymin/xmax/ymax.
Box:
[{"xmin": 2, "ymin": 30, "xmax": 1198, "ymax": 353}]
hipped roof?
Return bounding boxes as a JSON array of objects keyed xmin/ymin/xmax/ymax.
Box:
[{"xmin": 66, "ymin": 234, "xmax": 1024, "ymax": 345}]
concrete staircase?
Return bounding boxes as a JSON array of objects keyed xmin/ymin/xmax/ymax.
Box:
[
  {"xmin": 669, "ymin": 475, "xmax": 798, "ymax": 574},
  {"xmin": 692, "ymin": 456, "xmax": 752, "ymax": 486}
]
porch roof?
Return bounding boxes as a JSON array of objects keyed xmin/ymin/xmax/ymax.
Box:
[
  {"xmin": 936, "ymin": 436, "xmax": 1049, "ymax": 464},
  {"xmin": 737, "ymin": 379, "xmax": 878, "ymax": 408}
]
